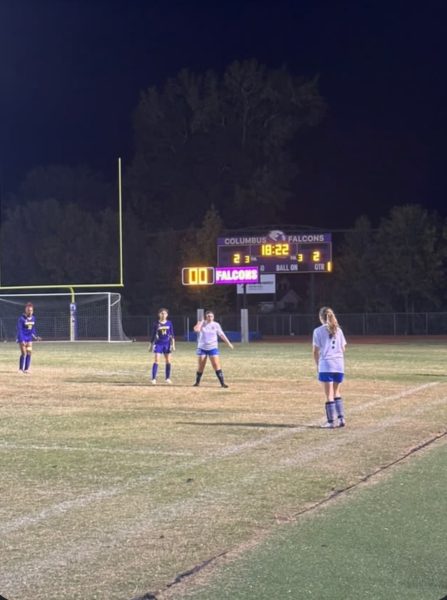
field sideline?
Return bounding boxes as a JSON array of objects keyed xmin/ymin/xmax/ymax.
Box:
[{"xmin": 0, "ymin": 340, "xmax": 446, "ymax": 599}]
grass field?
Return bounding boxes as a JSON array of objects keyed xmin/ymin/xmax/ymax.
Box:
[{"xmin": 1, "ymin": 339, "xmax": 446, "ymax": 600}]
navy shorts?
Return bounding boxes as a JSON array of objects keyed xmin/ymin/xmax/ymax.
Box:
[
  {"xmin": 318, "ymin": 372, "xmax": 344, "ymax": 383},
  {"xmin": 153, "ymin": 341, "xmax": 171, "ymax": 354},
  {"xmin": 196, "ymin": 347, "xmax": 219, "ymax": 356}
]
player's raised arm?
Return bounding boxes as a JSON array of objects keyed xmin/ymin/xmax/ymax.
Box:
[{"xmin": 193, "ymin": 320, "xmax": 205, "ymax": 333}]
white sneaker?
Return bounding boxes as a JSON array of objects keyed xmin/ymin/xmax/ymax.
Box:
[
  {"xmin": 320, "ymin": 421, "xmax": 335, "ymax": 429},
  {"xmin": 165, "ymin": 379, "xmax": 172, "ymax": 384},
  {"xmin": 151, "ymin": 379, "xmax": 157, "ymax": 385}
]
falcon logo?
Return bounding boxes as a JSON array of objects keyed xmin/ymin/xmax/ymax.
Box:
[{"xmin": 267, "ymin": 230, "xmax": 286, "ymax": 242}]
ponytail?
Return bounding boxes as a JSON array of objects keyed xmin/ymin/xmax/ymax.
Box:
[{"xmin": 319, "ymin": 306, "xmax": 339, "ymax": 337}]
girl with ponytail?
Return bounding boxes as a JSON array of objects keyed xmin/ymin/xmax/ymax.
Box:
[{"xmin": 312, "ymin": 307, "xmax": 347, "ymax": 428}]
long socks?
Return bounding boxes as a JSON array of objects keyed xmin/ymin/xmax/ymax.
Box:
[
  {"xmin": 165, "ymin": 363, "xmax": 171, "ymax": 380},
  {"xmin": 25, "ymin": 354, "xmax": 31, "ymax": 371},
  {"xmin": 215, "ymin": 369, "xmax": 228, "ymax": 388},
  {"xmin": 193, "ymin": 370, "xmax": 228, "ymax": 388},
  {"xmin": 334, "ymin": 397, "xmax": 345, "ymax": 426},
  {"xmin": 152, "ymin": 363, "xmax": 158, "ymax": 380},
  {"xmin": 325, "ymin": 401, "xmax": 336, "ymax": 425}
]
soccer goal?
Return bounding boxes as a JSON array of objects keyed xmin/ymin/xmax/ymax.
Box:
[{"xmin": 0, "ymin": 292, "xmax": 130, "ymax": 342}]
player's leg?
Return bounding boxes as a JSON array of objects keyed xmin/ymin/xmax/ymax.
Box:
[
  {"xmin": 193, "ymin": 354, "xmax": 207, "ymax": 386},
  {"xmin": 24, "ymin": 342, "xmax": 33, "ymax": 372},
  {"xmin": 164, "ymin": 351, "xmax": 172, "ymax": 384},
  {"xmin": 333, "ymin": 380, "xmax": 345, "ymax": 427},
  {"xmin": 210, "ymin": 354, "xmax": 228, "ymax": 388},
  {"xmin": 321, "ymin": 380, "xmax": 335, "ymax": 428},
  {"xmin": 151, "ymin": 351, "xmax": 161, "ymax": 384},
  {"xmin": 18, "ymin": 342, "xmax": 27, "ymax": 372}
]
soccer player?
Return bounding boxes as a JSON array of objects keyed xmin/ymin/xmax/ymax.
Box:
[
  {"xmin": 149, "ymin": 308, "xmax": 175, "ymax": 384},
  {"xmin": 17, "ymin": 302, "xmax": 41, "ymax": 374},
  {"xmin": 312, "ymin": 306, "xmax": 347, "ymax": 428},
  {"xmin": 193, "ymin": 310, "xmax": 234, "ymax": 388}
]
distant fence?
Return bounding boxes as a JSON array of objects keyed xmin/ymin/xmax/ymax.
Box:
[
  {"xmin": 3, "ymin": 312, "xmax": 446, "ymax": 342},
  {"xmin": 122, "ymin": 312, "xmax": 447, "ymax": 340}
]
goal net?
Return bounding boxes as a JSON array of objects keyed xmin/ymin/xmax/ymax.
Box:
[{"xmin": 0, "ymin": 292, "xmax": 130, "ymax": 342}]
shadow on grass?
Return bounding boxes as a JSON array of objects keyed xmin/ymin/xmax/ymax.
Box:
[
  {"xmin": 64, "ymin": 378, "xmax": 150, "ymax": 387},
  {"xmin": 176, "ymin": 421, "xmax": 310, "ymax": 428},
  {"xmin": 415, "ymin": 373, "xmax": 447, "ymax": 378}
]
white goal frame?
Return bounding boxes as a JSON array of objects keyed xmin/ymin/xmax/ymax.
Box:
[{"xmin": 0, "ymin": 292, "xmax": 130, "ymax": 342}]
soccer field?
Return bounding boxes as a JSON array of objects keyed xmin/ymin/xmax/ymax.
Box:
[{"xmin": 0, "ymin": 340, "xmax": 446, "ymax": 600}]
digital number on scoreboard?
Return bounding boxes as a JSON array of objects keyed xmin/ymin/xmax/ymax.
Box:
[{"xmin": 217, "ymin": 232, "xmax": 332, "ymax": 274}]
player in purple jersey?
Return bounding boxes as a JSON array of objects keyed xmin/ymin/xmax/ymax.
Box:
[
  {"xmin": 149, "ymin": 308, "xmax": 175, "ymax": 385},
  {"xmin": 193, "ymin": 311, "xmax": 234, "ymax": 388},
  {"xmin": 312, "ymin": 306, "xmax": 347, "ymax": 428},
  {"xmin": 16, "ymin": 303, "xmax": 41, "ymax": 374}
]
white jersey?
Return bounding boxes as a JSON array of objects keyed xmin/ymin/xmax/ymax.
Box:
[
  {"xmin": 197, "ymin": 321, "xmax": 224, "ymax": 351},
  {"xmin": 312, "ymin": 324, "xmax": 346, "ymax": 373}
]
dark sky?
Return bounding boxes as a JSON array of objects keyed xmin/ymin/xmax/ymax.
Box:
[{"xmin": 1, "ymin": 0, "xmax": 446, "ymax": 226}]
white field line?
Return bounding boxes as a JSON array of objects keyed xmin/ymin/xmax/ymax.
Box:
[
  {"xmin": 0, "ymin": 427, "xmax": 305, "ymax": 537},
  {"xmin": 349, "ymin": 381, "xmax": 440, "ymax": 412},
  {"xmin": 281, "ymin": 392, "xmax": 447, "ymax": 467},
  {"xmin": 0, "ymin": 382, "xmax": 437, "ymax": 456},
  {"xmin": 0, "ymin": 443, "xmax": 193, "ymax": 457},
  {"xmin": 0, "ymin": 382, "xmax": 442, "ymax": 540},
  {"xmin": 2, "ymin": 391, "xmax": 447, "ymax": 594}
]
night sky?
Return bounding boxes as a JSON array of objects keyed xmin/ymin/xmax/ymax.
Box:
[{"xmin": 1, "ymin": 0, "xmax": 446, "ymax": 227}]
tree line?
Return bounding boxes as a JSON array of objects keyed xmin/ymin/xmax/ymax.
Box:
[{"xmin": 1, "ymin": 60, "xmax": 445, "ymax": 315}]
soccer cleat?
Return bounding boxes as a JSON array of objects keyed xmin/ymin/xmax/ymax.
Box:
[
  {"xmin": 165, "ymin": 379, "xmax": 172, "ymax": 384},
  {"xmin": 18, "ymin": 369, "xmax": 24, "ymax": 374},
  {"xmin": 193, "ymin": 382, "xmax": 200, "ymax": 387},
  {"xmin": 23, "ymin": 370, "xmax": 31, "ymax": 375},
  {"xmin": 320, "ymin": 421, "xmax": 335, "ymax": 429},
  {"xmin": 221, "ymin": 383, "xmax": 229, "ymax": 388},
  {"xmin": 151, "ymin": 379, "xmax": 157, "ymax": 385},
  {"xmin": 338, "ymin": 418, "xmax": 346, "ymax": 427}
]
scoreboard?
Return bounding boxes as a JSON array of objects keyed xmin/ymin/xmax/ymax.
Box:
[{"xmin": 217, "ymin": 232, "xmax": 332, "ymax": 274}]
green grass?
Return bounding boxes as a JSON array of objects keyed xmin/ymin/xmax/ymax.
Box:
[
  {"xmin": 185, "ymin": 442, "xmax": 447, "ymax": 600},
  {"xmin": 0, "ymin": 340, "xmax": 447, "ymax": 600}
]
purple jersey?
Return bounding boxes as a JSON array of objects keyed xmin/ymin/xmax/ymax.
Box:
[
  {"xmin": 17, "ymin": 314, "xmax": 38, "ymax": 343},
  {"xmin": 151, "ymin": 320, "xmax": 174, "ymax": 343}
]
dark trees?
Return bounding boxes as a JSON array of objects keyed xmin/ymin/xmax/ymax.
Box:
[{"xmin": 126, "ymin": 59, "xmax": 325, "ymax": 232}]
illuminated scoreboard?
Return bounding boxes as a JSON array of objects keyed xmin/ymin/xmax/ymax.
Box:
[{"xmin": 217, "ymin": 232, "xmax": 332, "ymax": 274}]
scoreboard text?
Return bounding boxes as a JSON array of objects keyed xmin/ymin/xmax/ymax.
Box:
[
  {"xmin": 181, "ymin": 267, "xmax": 215, "ymax": 286},
  {"xmin": 217, "ymin": 233, "xmax": 332, "ymax": 274}
]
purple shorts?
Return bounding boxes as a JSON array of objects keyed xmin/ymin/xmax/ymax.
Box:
[{"xmin": 153, "ymin": 341, "xmax": 172, "ymax": 354}]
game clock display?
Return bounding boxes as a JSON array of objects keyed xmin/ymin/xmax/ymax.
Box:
[{"xmin": 217, "ymin": 233, "xmax": 332, "ymax": 274}]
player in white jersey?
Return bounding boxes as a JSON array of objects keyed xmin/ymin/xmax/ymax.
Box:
[
  {"xmin": 193, "ymin": 311, "xmax": 234, "ymax": 387},
  {"xmin": 312, "ymin": 306, "xmax": 347, "ymax": 428}
]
